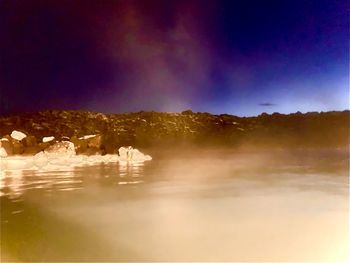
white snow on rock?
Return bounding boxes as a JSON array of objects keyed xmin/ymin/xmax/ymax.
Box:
[
  {"xmin": 0, "ymin": 147, "xmax": 7, "ymax": 157},
  {"xmin": 118, "ymin": 146, "xmax": 130, "ymax": 160},
  {"xmin": 43, "ymin": 136, "xmax": 55, "ymax": 143},
  {"xmin": 79, "ymin": 135, "xmax": 96, "ymax": 140},
  {"xmin": 44, "ymin": 141, "xmax": 76, "ymax": 156},
  {"xmin": 1, "ymin": 138, "xmax": 9, "ymax": 141},
  {"xmin": 118, "ymin": 146, "xmax": 152, "ymax": 162},
  {"xmin": 10, "ymin": 130, "xmax": 27, "ymax": 141},
  {"xmin": 0, "ymin": 144, "xmax": 150, "ymax": 173}
]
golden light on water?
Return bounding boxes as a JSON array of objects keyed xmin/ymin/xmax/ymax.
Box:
[{"xmin": 1, "ymin": 149, "xmax": 349, "ymax": 261}]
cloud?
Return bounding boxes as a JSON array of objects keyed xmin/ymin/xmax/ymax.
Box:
[{"xmin": 259, "ymin": 102, "xmax": 276, "ymax": 107}]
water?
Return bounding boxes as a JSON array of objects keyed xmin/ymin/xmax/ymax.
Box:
[{"xmin": 1, "ymin": 149, "xmax": 349, "ymax": 261}]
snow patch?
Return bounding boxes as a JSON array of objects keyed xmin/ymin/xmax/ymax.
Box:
[
  {"xmin": 10, "ymin": 130, "xmax": 27, "ymax": 141},
  {"xmin": 43, "ymin": 136, "xmax": 55, "ymax": 143},
  {"xmin": 79, "ymin": 135, "xmax": 96, "ymax": 140},
  {"xmin": 0, "ymin": 146, "xmax": 151, "ymax": 173},
  {"xmin": 45, "ymin": 141, "xmax": 76, "ymax": 155}
]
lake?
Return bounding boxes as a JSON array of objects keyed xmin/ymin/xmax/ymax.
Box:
[{"xmin": 1, "ymin": 149, "xmax": 349, "ymax": 261}]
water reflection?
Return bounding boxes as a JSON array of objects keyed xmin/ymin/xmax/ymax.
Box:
[
  {"xmin": 0, "ymin": 161, "xmax": 148, "ymax": 198},
  {"xmin": 118, "ymin": 161, "xmax": 144, "ymax": 185},
  {"xmin": 1, "ymin": 150, "xmax": 349, "ymax": 262},
  {"xmin": 0, "ymin": 170, "xmax": 83, "ymax": 198}
]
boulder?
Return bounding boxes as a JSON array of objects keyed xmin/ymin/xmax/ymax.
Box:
[
  {"xmin": 71, "ymin": 136, "xmax": 88, "ymax": 154},
  {"xmin": 39, "ymin": 142, "xmax": 52, "ymax": 151},
  {"xmin": 22, "ymin": 135, "xmax": 41, "ymax": 154},
  {"xmin": 118, "ymin": 146, "xmax": 152, "ymax": 162},
  {"xmin": 101, "ymin": 132, "xmax": 120, "ymax": 154},
  {"xmin": 85, "ymin": 135, "xmax": 101, "ymax": 148},
  {"xmin": 44, "ymin": 141, "xmax": 76, "ymax": 155},
  {"xmin": 0, "ymin": 137, "xmax": 13, "ymax": 155},
  {"xmin": 72, "ymin": 134, "xmax": 102, "ymax": 155},
  {"xmin": 12, "ymin": 139, "xmax": 24, "ymax": 155},
  {"xmin": 23, "ymin": 135, "xmax": 37, "ymax": 147}
]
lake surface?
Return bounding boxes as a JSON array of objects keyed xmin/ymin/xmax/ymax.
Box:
[{"xmin": 1, "ymin": 149, "xmax": 349, "ymax": 261}]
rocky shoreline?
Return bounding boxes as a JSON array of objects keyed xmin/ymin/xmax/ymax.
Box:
[{"xmin": 0, "ymin": 109, "xmax": 349, "ymax": 155}]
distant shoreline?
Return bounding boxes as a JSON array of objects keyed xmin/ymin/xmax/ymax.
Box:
[
  {"xmin": 0, "ymin": 110, "xmax": 349, "ymax": 154},
  {"xmin": 1, "ymin": 108, "xmax": 349, "ymax": 119}
]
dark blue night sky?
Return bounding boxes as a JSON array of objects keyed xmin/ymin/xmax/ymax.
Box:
[{"xmin": 0, "ymin": 0, "xmax": 348, "ymax": 116}]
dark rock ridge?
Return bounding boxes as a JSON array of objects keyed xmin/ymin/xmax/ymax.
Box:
[{"xmin": 0, "ymin": 110, "xmax": 349, "ymax": 154}]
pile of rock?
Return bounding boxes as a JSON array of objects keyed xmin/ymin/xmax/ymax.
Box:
[
  {"xmin": 1, "ymin": 109, "xmax": 349, "ymax": 149},
  {"xmin": 0, "ymin": 130, "xmax": 104, "ymax": 157},
  {"xmin": 0, "ymin": 131, "xmax": 152, "ymax": 168},
  {"xmin": 0, "ymin": 130, "xmax": 56, "ymax": 156}
]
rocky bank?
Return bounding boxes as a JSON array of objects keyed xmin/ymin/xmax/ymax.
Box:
[{"xmin": 0, "ymin": 110, "xmax": 349, "ymax": 155}]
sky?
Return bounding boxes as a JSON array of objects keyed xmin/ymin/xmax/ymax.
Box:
[{"xmin": 0, "ymin": 0, "xmax": 348, "ymax": 116}]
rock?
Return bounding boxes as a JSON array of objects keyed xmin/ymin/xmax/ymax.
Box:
[
  {"xmin": 12, "ymin": 139, "xmax": 24, "ymax": 155},
  {"xmin": 101, "ymin": 132, "xmax": 120, "ymax": 154},
  {"xmin": 118, "ymin": 146, "xmax": 152, "ymax": 162},
  {"xmin": 22, "ymin": 135, "xmax": 40, "ymax": 154},
  {"xmin": 131, "ymin": 148, "xmax": 152, "ymax": 161},
  {"xmin": 118, "ymin": 146, "xmax": 131, "ymax": 160},
  {"xmin": 10, "ymin": 130, "xmax": 27, "ymax": 141},
  {"xmin": 0, "ymin": 137, "xmax": 13, "ymax": 155},
  {"xmin": 0, "ymin": 110, "xmax": 349, "ymax": 149},
  {"xmin": 72, "ymin": 134, "xmax": 102, "ymax": 155},
  {"xmin": 38, "ymin": 142, "xmax": 52, "ymax": 151},
  {"xmin": 23, "ymin": 135, "xmax": 37, "ymax": 147},
  {"xmin": 43, "ymin": 136, "xmax": 55, "ymax": 143},
  {"xmin": 83, "ymin": 134, "xmax": 101, "ymax": 148},
  {"xmin": 71, "ymin": 136, "xmax": 87, "ymax": 154},
  {"xmin": 23, "ymin": 146, "xmax": 41, "ymax": 155},
  {"xmin": 44, "ymin": 141, "xmax": 76, "ymax": 155}
]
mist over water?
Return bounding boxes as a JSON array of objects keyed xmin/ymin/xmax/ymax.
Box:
[{"xmin": 1, "ymin": 149, "xmax": 349, "ymax": 261}]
